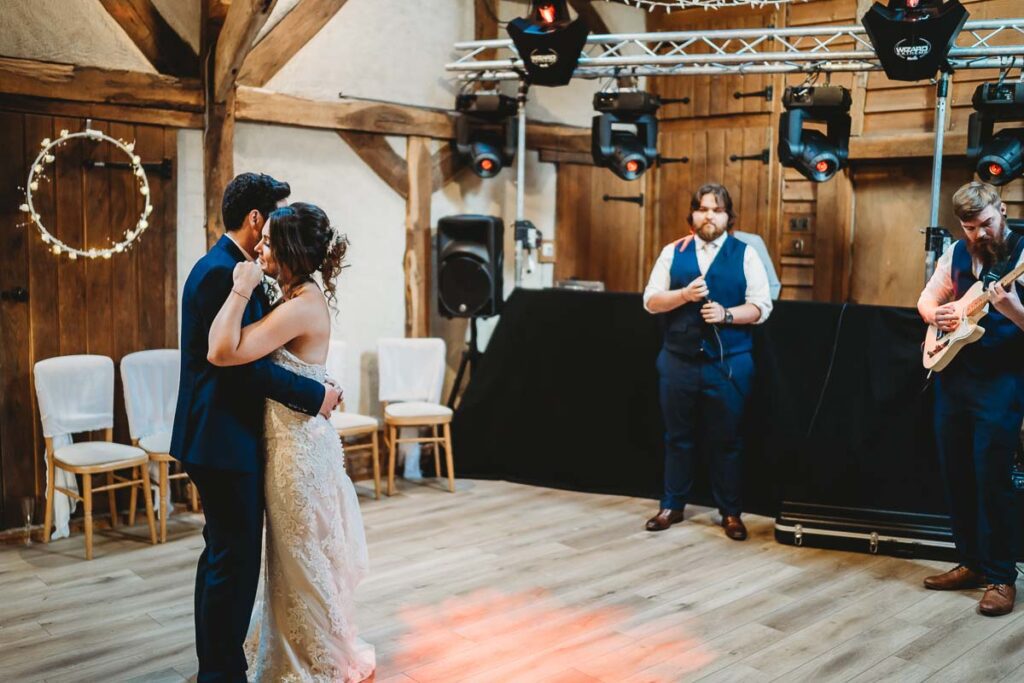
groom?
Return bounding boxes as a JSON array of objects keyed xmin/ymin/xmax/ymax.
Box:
[{"xmin": 171, "ymin": 172, "xmax": 341, "ymax": 682}]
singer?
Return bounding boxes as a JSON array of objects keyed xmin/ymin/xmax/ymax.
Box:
[{"xmin": 641, "ymin": 183, "xmax": 773, "ymax": 540}]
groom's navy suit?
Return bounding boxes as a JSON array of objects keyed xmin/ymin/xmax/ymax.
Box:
[{"xmin": 171, "ymin": 235, "xmax": 324, "ymax": 683}]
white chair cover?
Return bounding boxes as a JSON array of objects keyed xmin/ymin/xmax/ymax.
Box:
[
  {"xmin": 377, "ymin": 338, "xmax": 446, "ymax": 479},
  {"xmin": 121, "ymin": 349, "xmax": 180, "ymax": 519},
  {"xmin": 34, "ymin": 355, "xmax": 115, "ymax": 539},
  {"xmin": 377, "ymin": 338, "xmax": 446, "ymax": 403}
]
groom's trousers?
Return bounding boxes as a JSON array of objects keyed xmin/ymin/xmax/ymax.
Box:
[{"xmin": 185, "ymin": 463, "xmax": 264, "ymax": 683}]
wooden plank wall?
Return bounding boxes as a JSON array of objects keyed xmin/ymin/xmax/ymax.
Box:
[
  {"xmin": 645, "ymin": 0, "xmax": 1023, "ymax": 305},
  {"xmin": 0, "ymin": 111, "xmax": 177, "ymax": 529}
]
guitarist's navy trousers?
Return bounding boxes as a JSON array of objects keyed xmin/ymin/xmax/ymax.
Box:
[{"xmin": 933, "ymin": 239, "xmax": 1024, "ymax": 585}]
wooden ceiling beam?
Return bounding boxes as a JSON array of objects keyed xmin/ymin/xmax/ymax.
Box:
[
  {"xmin": 237, "ymin": 0, "xmax": 349, "ymax": 87},
  {"xmin": 0, "ymin": 57, "xmax": 203, "ymax": 111},
  {"xmin": 236, "ymin": 86, "xmax": 591, "ymax": 153},
  {"xmin": 98, "ymin": 0, "xmax": 199, "ymax": 77},
  {"xmin": 213, "ymin": 0, "xmax": 277, "ymax": 104}
]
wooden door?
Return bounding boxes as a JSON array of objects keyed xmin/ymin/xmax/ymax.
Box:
[
  {"xmin": 849, "ymin": 159, "xmax": 976, "ymax": 307},
  {"xmin": 554, "ymin": 163, "xmax": 647, "ymax": 292},
  {"xmin": 0, "ymin": 111, "xmax": 178, "ymax": 529}
]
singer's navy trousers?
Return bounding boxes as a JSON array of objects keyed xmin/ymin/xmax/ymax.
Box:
[{"xmin": 657, "ymin": 348, "xmax": 753, "ymax": 515}]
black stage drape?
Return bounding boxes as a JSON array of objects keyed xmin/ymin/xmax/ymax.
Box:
[{"xmin": 452, "ymin": 289, "xmax": 946, "ymax": 520}]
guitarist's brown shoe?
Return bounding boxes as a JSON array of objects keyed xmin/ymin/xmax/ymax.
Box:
[
  {"xmin": 645, "ymin": 508, "xmax": 684, "ymax": 532},
  {"xmin": 923, "ymin": 565, "xmax": 985, "ymax": 591},
  {"xmin": 979, "ymin": 584, "xmax": 1015, "ymax": 616}
]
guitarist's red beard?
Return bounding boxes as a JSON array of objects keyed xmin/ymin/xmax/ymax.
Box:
[{"xmin": 967, "ymin": 216, "xmax": 1010, "ymax": 268}]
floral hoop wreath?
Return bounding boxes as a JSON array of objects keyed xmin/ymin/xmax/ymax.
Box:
[{"xmin": 19, "ymin": 126, "xmax": 153, "ymax": 260}]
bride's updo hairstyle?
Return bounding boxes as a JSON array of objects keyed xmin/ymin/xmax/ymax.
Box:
[{"xmin": 267, "ymin": 202, "xmax": 348, "ymax": 304}]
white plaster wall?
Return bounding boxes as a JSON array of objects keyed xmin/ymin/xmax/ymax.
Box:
[
  {"xmin": 174, "ymin": 0, "xmax": 646, "ymax": 411},
  {"xmin": 0, "ymin": 0, "xmax": 155, "ymax": 72},
  {"xmin": 177, "ymin": 129, "xmax": 206, "ymax": 337},
  {"xmin": 233, "ymin": 123, "xmax": 408, "ymax": 416},
  {"xmin": 151, "ymin": 0, "xmax": 201, "ymax": 55}
]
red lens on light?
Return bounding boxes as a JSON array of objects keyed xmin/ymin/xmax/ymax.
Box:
[
  {"xmin": 479, "ymin": 159, "xmax": 495, "ymax": 172},
  {"xmin": 626, "ymin": 160, "xmax": 640, "ymax": 173},
  {"xmin": 815, "ymin": 160, "xmax": 831, "ymax": 173},
  {"xmin": 539, "ymin": 4, "xmax": 557, "ymax": 23},
  {"xmin": 988, "ymin": 163, "xmax": 1004, "ymax": 176},
  {"xmin": 907, "ymin": 0, "xmax": 920, "ymax": 8}
]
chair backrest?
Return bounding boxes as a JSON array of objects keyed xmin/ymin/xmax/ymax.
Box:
[
  {"xmin": 377, "ymin": 337, "xmax": 446, "ymax": 404},
  {"xmin": 34, "ymin": 355, "xmax": 115, "ymax": 438},
  {"xmin": 326, "ymin": 339, "xmax": 348, "ymax": 387},
  {"xmin": 120, "ymin": 349, "xmax": 180, "ymax": 440}
]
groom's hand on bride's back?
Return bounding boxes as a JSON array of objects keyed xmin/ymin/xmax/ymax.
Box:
[{"xmin": 319, "ymin": 381, "xmax": 342, "ymax": 418}]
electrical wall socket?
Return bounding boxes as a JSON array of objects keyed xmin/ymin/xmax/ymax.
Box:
[{"xmin": 539, "ymin": 240, "xmax": 556, "ymax": 263}]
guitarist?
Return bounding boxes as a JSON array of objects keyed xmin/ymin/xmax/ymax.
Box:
[{"xmin": 917, "ymin": 181, "xmax": 1024, "ymax": 617}]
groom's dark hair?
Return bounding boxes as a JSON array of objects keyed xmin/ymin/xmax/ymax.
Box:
[{"xmin": 222, "ymin": 172, "xmax": 291, "ymax": 232}]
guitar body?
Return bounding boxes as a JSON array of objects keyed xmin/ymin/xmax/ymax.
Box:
[{"xmin": 923, "ymin": 281, "xmax": 989, "ymax": 371}]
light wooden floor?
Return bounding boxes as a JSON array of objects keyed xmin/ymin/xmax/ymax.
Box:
[{"xmin": 2, "ymin": 479, "xmax": 1023, "ymax": 683}]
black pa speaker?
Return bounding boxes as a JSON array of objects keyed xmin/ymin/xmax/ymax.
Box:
[{"xmin": 437, "ymin": 215, "xmax": 504, "ymax": 318}]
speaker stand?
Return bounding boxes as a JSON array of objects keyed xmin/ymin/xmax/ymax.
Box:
[{"xmin": 447, "ymin": 317, "xmax": 482, "ymax": 409}]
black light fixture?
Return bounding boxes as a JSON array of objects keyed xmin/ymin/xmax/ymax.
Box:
[
  {"xmin": 861, "ymin": 0, "xmax": 969, "ymax": 82},
  {"xmin": 455, "ymin": 93, "xmax": 518, "ymax": 179},
  {"xmin": 437, "ymin": 215, "xmax": 504, "ymax": 318},
  {"xmin": 591, "ymin": 91, "xmax": 661, "ymax": 181},
  {"xmin": 507, "ymin": 1, "xmax": 590, "ymax": 87},
  {"xmin": 778, "ymin": 85, "xmax": 852, "ymax": 183},
  {"xmin": 967, "ymin": 81, "xmax": 1024, "ymax": 186}
]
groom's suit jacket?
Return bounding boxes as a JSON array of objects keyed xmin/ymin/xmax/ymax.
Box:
[{"xmin": 170, "ymin": 234, "xmax": 324, "ymax": 473}]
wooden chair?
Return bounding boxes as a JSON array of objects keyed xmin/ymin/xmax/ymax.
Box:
[
  {"xmin": 120, "ymin": 350, "xmax": 196, "ymax": 543},
  {"xmin": 35, "ymin": 355, "xmax": 156, "ymax": 560},
  {"xmin": 326, "ymin": 340, "xmax": 381, "ymax": 499},
  {"xmin": 377, "ymin": 338, "xmax": 455, "ymax": 494}
]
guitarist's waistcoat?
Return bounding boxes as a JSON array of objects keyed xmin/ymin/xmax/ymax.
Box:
[
  {"xmin": 663, "ymin": 235, "xmax": 751, "ymax": 360},
  {"xmin": 950, "ymin": 237, "xmax": 1024, "ymax": 371}
]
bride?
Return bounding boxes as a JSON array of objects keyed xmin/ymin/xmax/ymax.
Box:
[{"xmin": 208, "ymin": 202, "xmax": 375, "ymax": 682}]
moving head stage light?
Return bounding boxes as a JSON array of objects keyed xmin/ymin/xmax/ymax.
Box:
[
  {"xmin": 967, "ymin": 81, "xmax": 1024, "ymax": 186},
  {"xmin": 508, "ymin": 1, "xmax": 590, "ymax": 87},
  {"xmin": 861, "ymin": 0, "xmax": 969, "ymax": 82},
  {"xmin": 591, "ymin": 91, "xmax": 661, "ymax": 181},
  {"xmin": 778, "ymin": 85, "xmax": 852, "ymax": 183},
  {"xmin": 455, "ymin": 93, "xmax": 518, "ymax": 179}
]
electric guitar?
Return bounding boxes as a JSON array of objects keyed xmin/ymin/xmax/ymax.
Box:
[{"xmin": 922, "ymin": 259, "xmax": 1024, "ymax": 371}]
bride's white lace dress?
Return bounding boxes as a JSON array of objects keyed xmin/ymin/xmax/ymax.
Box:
[{"xmin": 245, "ymin": 347, "xmax": 375, "ymax": 682}]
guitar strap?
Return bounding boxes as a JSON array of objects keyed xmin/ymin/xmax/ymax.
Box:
[{"xmin": 979, "ymin": 230, "xmax": 1024, "ymax": 288}]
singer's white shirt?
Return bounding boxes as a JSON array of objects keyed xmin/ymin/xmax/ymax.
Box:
[
  {"xmin": 919, "ymin": 239, "xmax": 1024, "ymax": 310},
  {"xmin": 642, "ymin": 232, "xmax": 773, "ymax": 323}
]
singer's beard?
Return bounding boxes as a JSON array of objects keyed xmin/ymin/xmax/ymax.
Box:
[
  {"xmin": 696, "ymin": 222, "xmax": 726, "ymax": 242},
  {"xmin": 967, "ymin": 217, "xmax": 1010, "ymax": 269}
]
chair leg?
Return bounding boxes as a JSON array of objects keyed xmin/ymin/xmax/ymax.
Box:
[
  {"xmin": 189, "ymin": 480, "xmax": 199, "ymax": 512},
  {"xmin": 387, "ymin": 425, "xmax": 397, "ymax": 497},
  {"xmin": 371, "ymin": 431, "xmax": 381, "ymax": 500},
  {"xmin": 83, "ymin": 474, "xmax": 93, "ymax": 560},
  {"xmin": 43, "ymin": 458, "xmax": 55, "ymax": 544},
  {"xmin": 107, "ymin": 472, "xmax": 118, "ymax": 528},
  {"xmin": 128, "ymin": 471, "xmax": 138, "ymax": 527},
  {"xmin": 432, "ymin": 425, "xmax": 441, "ymax": 478},
  {"xmin": 443, "ymin": 423, "xmax": 455, "ymax": 493},
  {"xmin": 159, "ymin": 461, "xmax": 169, "ymax": 544},
  {"xmin": 139, "ymin": 465, "xmax": 157, "ymax": 545}
]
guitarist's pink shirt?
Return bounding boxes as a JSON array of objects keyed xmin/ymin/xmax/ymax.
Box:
[{"xmin": 919, "ymin": 240, "xmax": 1024, "ymax": 311}]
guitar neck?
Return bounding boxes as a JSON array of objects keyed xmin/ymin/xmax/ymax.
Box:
[{"xmin": 966, "ymin": 259, "xmax": 1024, "ymax": 316}]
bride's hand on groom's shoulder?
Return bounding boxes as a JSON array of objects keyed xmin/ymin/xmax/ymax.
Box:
[{"xmin": 233, "ymin": 261, "xmax": 264, "ymax": 293}]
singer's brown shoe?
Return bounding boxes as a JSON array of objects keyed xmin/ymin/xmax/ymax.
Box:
[
  {"xmin": 979, "ymin": 584, "xmax": 1016, "ymax": 616},
  {"xmin": 645, "ymin": 508, "xmax": 684, "ymax": 532},
  {"xmin": 923, "ymin": 565, "xmax": 985, "ymax": 591},
  {"xmin": 722, "ymin": 515, "xmax": 747, "ymax": 541}
]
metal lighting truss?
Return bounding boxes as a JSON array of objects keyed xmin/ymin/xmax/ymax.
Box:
[
  {"xmin": 446, "ymin": 19, "xmax": 1024, "ymax": 81},
  {"xmin": 606, "ymin": 0, "xmax": 799, "ymax": 9}
]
